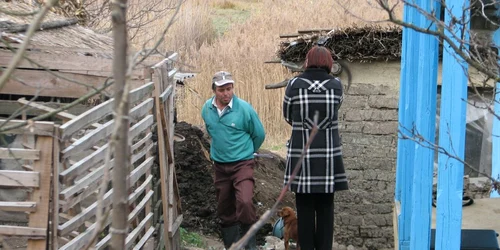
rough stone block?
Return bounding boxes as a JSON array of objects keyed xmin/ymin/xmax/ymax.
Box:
[
  {"xmin": 341, "ymin": 122, "xmax": 364, "ymax": 133},
  {"xmin": 363, "ymin": 121, "xmax": 398, "ymax": 135},
  {"xmin": 363, "ymin": 214, "xmax": 393, "ymax": 226},
  {"xmin": 335, "ymin": 203, "xmax": 394, "ymax": 216},
  {"xmin": 364, "ymin": 237, "xmax": 393, "ymax": 250},
  {"xmin": 342, "ymin": 144, "xmax": 396, "ymax": 158},
  {"xmin": 341, "ymin": 133, "xmax": 396, "ymax": 147},
  {"xmin": 467, "ymin": 177, "xmax": 492, "ymax": 198},
  {"xmin": 355, "ymin": 180, "xmax": 393, "ymax": 193},
  {"xmin": 335, "ymin": 236, "xmax": 364, "ymax": 248},
  {"xmin": 359, "ymin": 226, "xmax": 393, "ymax": 238},
  {"xmin": 335, "ymin": 190, "xmax": 364, "ymax": 204},
  {"xmin": 343, "ymin": 157, "xmax": 396, "ymax": 171},
  {"xmin": 343, "ymin": 95, "xmax": 369, "ymax": 108},
  {"xmin": 346, "ymin": 170, "xmax": 363, "ymax": 181},
  {"xmin": 347, "ymin": 84, "xmax": 390, "ymax": 96},
  {"xmin": 344, "ymin": 109, "xmax": 398, "ymax": 121},
  {"xmin": 368, "ymin": 95, "xmax": 399, "ymax": 109},
  {"xmin": 360, "ymin": 169, "xmax": 394, "ymax": 182},
  {"xmin": 337, "ymin": 214, "xmax": 365, "ymax": 226},
  {"xmin": 335, "ymin": 225, "xmax": 362, "ymax": 238},
  {"xmin": 359, "ymin": 190, "xmax": 394, "ymax": 204}
]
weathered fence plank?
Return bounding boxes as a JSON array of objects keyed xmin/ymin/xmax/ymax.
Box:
[
  {"xmin": 59, "ymin": 81, "xmax": 154, "ymax": 140},
  {"xmin": 133, "ymin": 227, "xmax": 155, "ymax": 250},
  {"xmin": 61, "ymin": 99, "xmax": 154, "ymax": 158},
  {"xmin": 128, "ymin": 190, "xmax": 154, "ymax": 225},
  {"xmin": 60, "ymin": 187, "xmax": 155, "ymax": 250},
  {"xmin": 0, "ymin": 170, "xmax": 39, "ymax": 188},
  {"xmin": 0, "ymin": 148, "xmax": 40, "ymax": 160},
  {"xmin": 0, "ymin": 119, "xmax": 54, "ymax": 136},
  {"xmin": 52, "ymin": 126, "xmax": 61, "ymax": 250},
  {"xmin": 27, "ymin": 135, "xmax": 53, "ymax": 250},
  {"xmin": 0, "ymin": 201, "xmax": 37, "ymax": 212},
  {"xmin": 59, "ymin": 143, "xmax": 153, "ymax": 200},
  {"xmin": 58, "ymin": 157, "xmax": 153, "ymax": 236},
  {"xmin": 159, "ymin": 85, "xmax": 173, "ymax": 103},
  {"xmin": 59, "ymin": 115, "xmax": 153, "ymax": 182},
  {"xmin": 0, "ymin": 225, "xmax": 46, "ymax": 237},
  {"xmin": 17, "ymin": 98, "xmax": 102, "ymax": 129},
  {"xmin": 153, "ymin": 67, "xmax": 172, "ymax": 248},
  {"xmin": 125, "ymin": 213, "xmax": 154, "ymax": 249}
]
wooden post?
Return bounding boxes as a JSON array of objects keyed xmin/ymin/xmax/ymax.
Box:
[
  {"xmin": 153, "ymin": 67, "xmax": 171, "ymax": 249},
  {"xmin": 395, "ymin": 2, "xmax": 419, "ymax": 249},
  {"xmin": 435, "ymin": 0, "xmax": 470, "ymax": 248},
  {"xmin": 145, "ymin": 126, "xmax": 152, "ymax": 230},
  {"xmin": 51, "ymin": 126, "xmax": 60, "ymax": 250},
  {"xmin": 491, "ymin": 15, "xmax": 500, "ymax": 199},
  {"xmin": 27, "ymin": 135, "xmax": 53, "ymax": 250},
  {"xmin": 166, "ymin": 63, "xmax": 181, "ymax": 249},
  {"xmin": 410, "ymin": 1, "xmax": 440, "ymax": 249}
]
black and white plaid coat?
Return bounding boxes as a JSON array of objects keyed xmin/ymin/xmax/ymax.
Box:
[{"xmin": 283, "ymin": 68, "xmax": 348, "ymax": 193}]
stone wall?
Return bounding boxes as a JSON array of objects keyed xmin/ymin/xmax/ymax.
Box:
[{"xmin": 334, "ymin": 83, "xmax": 399, "ymax": 250}]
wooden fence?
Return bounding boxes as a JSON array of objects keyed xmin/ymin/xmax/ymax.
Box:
[
  {"xmin": 0, "ymin": 120, "xmax": 55, "ymax": 249},
  {"xmin": 0, "ymin": 53, "xmax": 182, "ymax": 250}
]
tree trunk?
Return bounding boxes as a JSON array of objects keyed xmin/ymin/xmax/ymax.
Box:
[{"xmin": 110, "ymin": 0, "xmax": 129, "ymax": 249}]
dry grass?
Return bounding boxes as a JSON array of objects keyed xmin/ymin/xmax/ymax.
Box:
[
  {"xmin": 157, "ymin": 0, "xmax": 403, "ymax": 149},
  {"xmin": 215, "ymin": 0, "xmax": 238, "ymax": 9}
]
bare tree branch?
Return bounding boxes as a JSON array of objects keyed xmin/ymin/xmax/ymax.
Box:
[
  {"xmin": 229, "ymin": 112, "xmax": 320, "ymax": 250},
  {"xmin": 399, "ymin": 124, "xmax": 499, "ymax": 193},
  {"xmin": 0, "ymin": 79, "xmax": 113, "ymax": 133},
  {"xmin": 83, "ymin": 141, "xmax": 114, "ymax": 249},
  {"xmin": 0, "ymin": 40, "xmax": 102, "ymax": 92}
]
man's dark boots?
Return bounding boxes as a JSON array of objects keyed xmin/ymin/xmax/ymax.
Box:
[
  {"xmin": 221, "ymin": 225, "xmax": 240, "ymax": 249},
  {"xmin": 240, "ymin": 224, "xmax": 257, "ymax": 250}
]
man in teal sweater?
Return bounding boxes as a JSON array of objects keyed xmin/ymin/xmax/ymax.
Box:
[{"xmin": 201, "ymin": 71, "xmax": 265, "ymax": 250}]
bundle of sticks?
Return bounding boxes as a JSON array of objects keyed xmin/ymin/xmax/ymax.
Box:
[{"xmin": 277, "ymin": 25, "xmax": 403, "ymax": 63}]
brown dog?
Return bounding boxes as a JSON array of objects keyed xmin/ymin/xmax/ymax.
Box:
[{"xmin": 277, "ymin": 206, "xmax": 300, "ymax": 250}]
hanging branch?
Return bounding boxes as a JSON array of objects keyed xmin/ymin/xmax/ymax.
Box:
[
  {"xmin": 229, "ymin": 111, "xmax": 320, "ymax": 250},
  {"xmin": 399, "ymin": 124, "xmax": 500, "ymax": 193}
]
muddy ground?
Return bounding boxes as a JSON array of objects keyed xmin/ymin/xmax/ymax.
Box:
[{"xmin": 173, "ymin": 121, "xmax": 295, "ymax": 245}]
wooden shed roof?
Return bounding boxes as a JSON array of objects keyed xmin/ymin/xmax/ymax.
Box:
[{"xmin": 0, "ymin": 1, "xmax": 113, "ymax": 58}]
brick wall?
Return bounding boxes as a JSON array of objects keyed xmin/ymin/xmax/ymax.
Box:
[{"xmin": 334, "ymin": 83, "xmax": 398, "ymax": 250}]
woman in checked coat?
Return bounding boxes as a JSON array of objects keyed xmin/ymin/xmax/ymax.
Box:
[{"xmin": 282, "ymin": 46, "xmax": 348, "ymax": 250}]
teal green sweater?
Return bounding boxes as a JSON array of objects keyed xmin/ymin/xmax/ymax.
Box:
[{"xmin": 201, "ymin": 95, "xmax": 266, "ymax": 163}]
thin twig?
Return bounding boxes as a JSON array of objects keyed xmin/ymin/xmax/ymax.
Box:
[
  {"xmin": 0, "ymin": 80, "xmax": 113, "ymax": 133},
  {"xmin": 399, "ymin": 125, "xmax": 500, "ymax": 192},
  {"xmin": 0, "ymin": 0, "xmax": 59, "ymax": 92},
  {"xmin": 83, "ymin": 141, "xmax": 114, "ymax": 249},
  {"xmin": 229, "ymin": 111, "xmax": 320, "ymax": 250},
  {"xmin": 0, "ymin": 40, "xmax": 101, "ymax": 91},
  {"xmin": 132, "ymin": 0, "xmax": 183, "ymax": 68}
]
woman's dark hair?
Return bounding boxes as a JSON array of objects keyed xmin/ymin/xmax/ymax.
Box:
[{"xmin": 305, "ymin": 46, "xmax": 334, "ymax": 74}]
